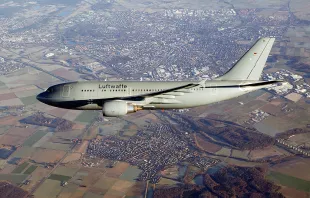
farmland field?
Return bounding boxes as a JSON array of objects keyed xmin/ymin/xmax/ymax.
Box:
[
  {"xmin": 39, "ymin": 142, "xmax": 72, "ymax": 151},
  {"xmin": 11, "ymin": 146, "xmax": 36, "ymax": 158},
  {"xmin": 267, "ymin": 171, "xmax": 310, "ymax": 192},
  {"xmin": 33, "ymin": 179, "xmax": 63, "ymax": 198},
  {"xmin": 49, "ymin": 174, "xmax": 72, "ymax": 181},
  {"xmin": 53, "ymin": 166, "xmax": 79, "ymax": 177},
  {"xmin": 24, "ymin": 165, "xmax": 37, "ymax": 174},
  {"xmin": 120, "ymin": 166, "xmax": 142, "ymax": 182},
  {"xmin": 20, "ymin": 95, "xmax": 37, "ymax": 106},
  {"xmin": 83, "ymin": 192, "xmax": 103, "ymax": 198},
  {"xmin": 75, "ymin": 111, "xmax": 98, "ymax": 123},
  {"xmin": 12, "ymin": 162, "xmax": 29, "ymax": 174},
  {"xmin": 0, "ymin": 174, "xmax": 28, "ymax": 185},
  {"xmin": 23, "ymin": 131, "xmax": 48, "ymax": 147}
]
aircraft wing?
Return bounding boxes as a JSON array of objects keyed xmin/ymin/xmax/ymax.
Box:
[{"xmin": 94, "ymin": 83, "xmax": 200, "ymax": 104}]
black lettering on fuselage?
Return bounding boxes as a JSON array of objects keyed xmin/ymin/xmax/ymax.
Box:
[{"xmin": 98, "ymin": 84, "xmax": 128, "ymax": 89}]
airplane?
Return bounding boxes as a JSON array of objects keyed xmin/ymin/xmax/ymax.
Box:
[{"xmin": 37, "ymin": 37, "xmax": 283, "ymax": 117}]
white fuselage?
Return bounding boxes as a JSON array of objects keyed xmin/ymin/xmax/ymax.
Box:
[
  {"xmin": 37, "ymin": 80, "xmax": 271, "ymax": 110},
  {"xmin": 36, "ymin": 38, "xmax": 279, "ymax": 114}
]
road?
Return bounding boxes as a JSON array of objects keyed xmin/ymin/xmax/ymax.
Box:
[{"xmin": 21, "ymin": 60, "xmax": 69, "ymax": 83}]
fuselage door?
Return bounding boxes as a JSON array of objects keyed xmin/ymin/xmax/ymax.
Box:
[
  {"xmin": 126, "ymin": 87, "xmax": 132, "ymax": 96},
  {"xmin": 62, "ymin": 85, "xmax": 70, "ymax": 97},
  {"xmin": 210, "ymin": 83, "xmax": 217, "ymax": 96},
  {"xmin": 90, "ymin": 89, "xmax": 98, "ymax": 99}
]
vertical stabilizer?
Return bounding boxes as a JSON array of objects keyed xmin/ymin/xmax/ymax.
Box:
[{"xmin": 216, "ymin": 37, "xmax": 275, "ymax": 80}]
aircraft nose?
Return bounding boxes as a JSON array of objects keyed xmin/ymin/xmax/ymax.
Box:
[{"xmin": 36, "ymin": 92, "xmax": 48, "ymax": 104}]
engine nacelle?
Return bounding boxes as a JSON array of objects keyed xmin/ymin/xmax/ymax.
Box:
[{"xmin": 102, "ymin": 101, "xmax": 141, "ymax": 117}]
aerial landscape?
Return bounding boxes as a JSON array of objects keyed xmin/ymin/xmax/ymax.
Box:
[{"xmin": 0, "ymin": 0, "xmax": 310, "ymax": 197}]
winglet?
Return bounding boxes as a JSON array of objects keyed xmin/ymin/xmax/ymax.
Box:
[{"xmin": 216, "ymin": 38, "xmax": 275, "ymax": 80}]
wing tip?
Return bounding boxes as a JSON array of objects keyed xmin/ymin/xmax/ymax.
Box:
[{"xmin": 260, "ymin": 37, "xmax": 276, "ymax": 42}]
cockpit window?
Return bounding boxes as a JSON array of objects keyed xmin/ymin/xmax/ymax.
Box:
[{"xmin": 46, "ymin": 88, "xmax": 53, "ymax": 93}]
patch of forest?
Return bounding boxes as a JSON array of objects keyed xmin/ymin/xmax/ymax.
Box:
[
  {"xmin": 154, "ymin": 166, "xmax": 284, "ymax": 198},
  {"xmin": 20, "ymin": 112, "xmax": 73, "ymax": 131},
  {"xmin": 197, "ymin": 118, "xmax": 275, "ymax": 150},
  {"xmin": 275, "ymin": 128, "xmax": 310, "ymax": 139},
  {"xmin": 0, "ymin": 181, "xmax": 28, "ymax": 198}
]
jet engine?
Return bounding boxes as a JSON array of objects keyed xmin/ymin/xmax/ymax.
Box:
[{"xmin": 102, "ymin": 101, "xmax": 142, "ymax": 117}]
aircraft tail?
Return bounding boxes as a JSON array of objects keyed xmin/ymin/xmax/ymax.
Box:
[{"xmin": 216, "ymin": 37, "xmax": 275, "ymax": 81}]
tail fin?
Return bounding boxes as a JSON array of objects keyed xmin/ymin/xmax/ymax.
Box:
[{"xmin": 216, "ymin": 37, "xmax": 275, "ymax": 80}]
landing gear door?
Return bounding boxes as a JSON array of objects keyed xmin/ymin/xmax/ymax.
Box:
[{"xmin": 62, "ymin": 85, "xmax": 70, "ymax": 97}]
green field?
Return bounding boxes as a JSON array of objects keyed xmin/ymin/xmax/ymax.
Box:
[
  {"xmin": 267, "ymin": 171, "xmax": 310, "ymax": 192},
  {"xmin": 0, "ymin": 126, "xmax": 10, "ymax": 135},
  {"xmin": 11, "ymin": 146, "xmax": 36, "ymax": 158},
  {"xmin": 24, "ymin": 165, "xmax": 37, "ymax": 174},
  {"xmin": 83, "ymin": 192, "xmax": 103, "ymax": 198},
  {"xmin": 0, "ymin": 174, "xmax": 28, "ymax": 185},
  {"xmin": 248, "ymin": 89, "xmax": 266, "ymax": 98},
  {"xmin": 159, "ymin": 178, "xmax": 178, "ymax": 185},
  {"xmin": 0, "ymin": 160, "xmax": 6, "ymax": 169},
  {"xmin": 12, "ymin": 162, "xmax": 29, "ymax": 174},
  {"xmin": 33, "ymin": 179, "xmax": 63, "ymax": 198},
  {"xmin": 20, "ymin": 95, "xmax": 37, "ymax": 106},
  {"xmin": 53, "ymin": 166, "xmax": 79, "ymax": 177},
  {"xmin": 215, "ymin": 147, "xmax": 231, "ymax": 156},
  {"xmin": 120, "ymin": 166, "xmax": 142, "ymax": 182},
  {"xmin": 94, "ymin": 177, "xmax": 117, "ymax": 191},
  {"xmin": 231, "ymin": 150, "xmax": 249, "ymax": 160},
  {"xmin": 40, "ymin": 142, "xmax": 72, "ymax": 151},
  {"xmin": 75, "ymin": 111, "xmax": 98, "ymax": 123},
  {"xmin": 23, "ymin": 131, "xmax": 48, "ymax": 147},
  {"xmin": 49, "ymin": 174, "xmax": 71, "ymax": 181}
]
